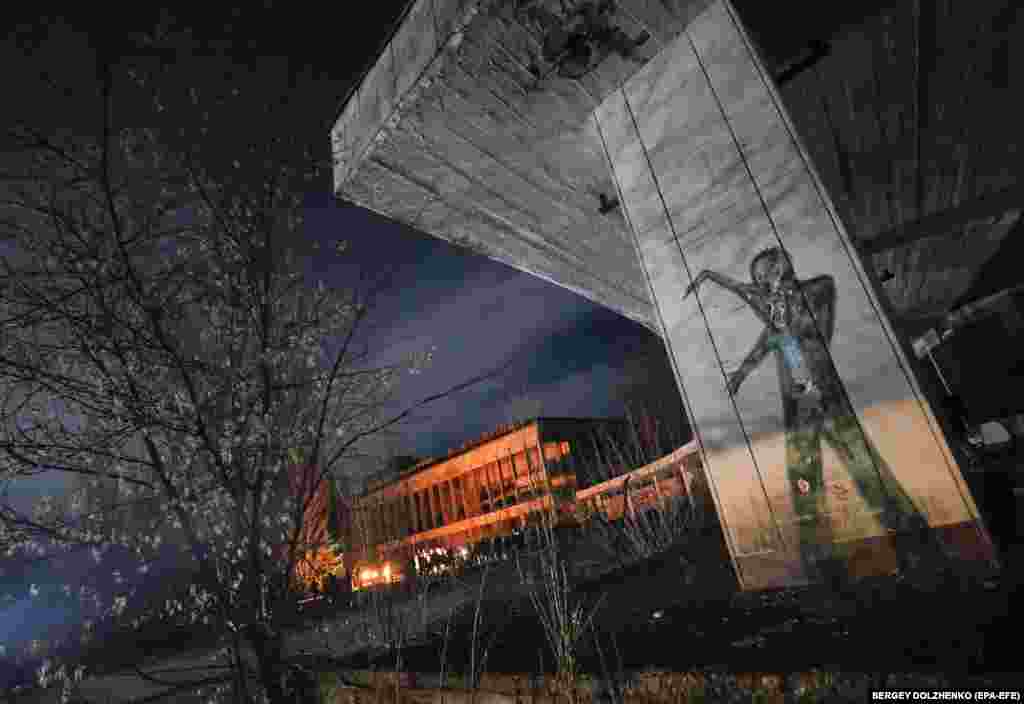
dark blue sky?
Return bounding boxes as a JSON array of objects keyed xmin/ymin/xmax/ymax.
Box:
[{"xmin": 303, "ymin": 192, "xmax": 656, "ymax": 465}]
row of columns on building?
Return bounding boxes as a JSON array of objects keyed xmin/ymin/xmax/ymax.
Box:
[{"xmin": 353, "ymin": 444, "xmax": 571, "ymax": 550}]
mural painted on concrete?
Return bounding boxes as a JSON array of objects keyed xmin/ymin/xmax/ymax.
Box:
[
  {"xmin": 593, "ymin": 0, "xmax": 996, "ymax": 590},
  {"xmin": 684, "ymin": 247, "xmax": 926, "ymax": 578},
  {"xmin": 514, "ymin": 0, "xmax": 652, "ymax": 80}
]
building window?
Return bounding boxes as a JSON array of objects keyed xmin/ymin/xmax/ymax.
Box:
[{"xmin": 419, "ymin": 490, "xmax": 432, "ymax": 530}]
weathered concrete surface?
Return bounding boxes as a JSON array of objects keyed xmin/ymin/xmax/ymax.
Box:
[
  {"xmin": 334, "ymin": 0, "xmax": 1022, "ymax": 337},
  {"xmin": 333, "ymin": 0, "xmax": 719, "ymax": 332},
  {"xmin": 593, "ymin": 1, "xmax": 991, "ymax": 589},
  {"xmin": 330, "ymin": 0, "xmax": 1002, "ymax": 591}
]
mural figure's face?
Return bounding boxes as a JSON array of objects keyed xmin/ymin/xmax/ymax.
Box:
[{"xmin": 752, "ymin": 249, "xmax": 794, "ymax": 293}]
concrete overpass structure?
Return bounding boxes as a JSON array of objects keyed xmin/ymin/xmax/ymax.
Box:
[{"xmin": 332, "ymin": 0, "xmax": 1009, "ymax": 589}]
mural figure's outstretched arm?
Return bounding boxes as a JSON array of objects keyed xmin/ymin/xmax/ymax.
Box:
[
  {"xmin": 685, "ymin": 270, "xmax": 763, "ymax": 313},
  {"xmin": 727, "ymin": 326, "xmax": 773, "ymax": 396}
]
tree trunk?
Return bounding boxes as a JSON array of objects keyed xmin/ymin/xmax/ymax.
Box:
[
  {"xmin": 245, "ymin": 623, "xmax": 320, "ymax": 704},
  {"xmin": 244, "ymin": 623, "xmax": 289, "ymax": 704}
]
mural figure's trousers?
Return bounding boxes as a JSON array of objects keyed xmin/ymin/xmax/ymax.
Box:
[{"xmin": 786, "ymin": 413, "xmax": 924, "ymax": 573}]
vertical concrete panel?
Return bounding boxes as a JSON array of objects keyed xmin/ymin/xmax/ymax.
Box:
[
  {"xmin": 597, "ymin": 0, "xmax": 993, "ymax": 589},
  {"xmin": 596, "ymin": 91, "xmax": 787, "ymax": 589},
  {"xmin": 706, "ymin": 1, "xmax": 987, "ymax": 558}
]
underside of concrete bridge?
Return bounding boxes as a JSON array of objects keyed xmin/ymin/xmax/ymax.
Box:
[{"xmin": 331, "ymin": 0, "xmax": 1017, "ymax": 589}]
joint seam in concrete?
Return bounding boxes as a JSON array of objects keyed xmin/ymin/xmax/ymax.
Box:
[
  {"xmin": 683, "ymin": 4, "xmax": 905, "ymax": 545},
  {"xmin": 625, "ymin": 23, "xmax": 789, "ymax": 559},
  {"xmin": 592, "ymin": 103, "xmax": 747, "ymax": 588}
]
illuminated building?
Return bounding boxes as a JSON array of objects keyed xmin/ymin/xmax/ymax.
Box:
[{"xmin": 338, "ymin": 417, "xmax": 704, "ymax": 591}]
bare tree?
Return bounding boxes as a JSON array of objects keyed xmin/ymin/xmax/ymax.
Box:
[{"xmin": 0, "ymin": 35, "xmax": 505, "ymax": 704}]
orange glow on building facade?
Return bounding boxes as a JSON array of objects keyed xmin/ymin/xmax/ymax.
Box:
[
  {"xmin": 327, "ymin": 418, "xmax": 702, "ymax": 591},
  {"xmin": 283, "ymin": 419, "xmax": 705, "ymax": 594},
  {"xmin": 281, "ymin": 457, "xmax": 350, "ymax": 593}
]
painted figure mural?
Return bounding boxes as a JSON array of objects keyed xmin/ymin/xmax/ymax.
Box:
[{"xmin": 684, "ymin": 247, "xmax": 926, "ymax": 578}]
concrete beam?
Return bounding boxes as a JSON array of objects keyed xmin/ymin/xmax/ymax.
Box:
[
  {"xmin": 857, "ymin": 183, "xmax": 1024, "ymax": 255},
  {"xmin": 331, "ymin": 1, "xmax": 727, "ymax": 334}
]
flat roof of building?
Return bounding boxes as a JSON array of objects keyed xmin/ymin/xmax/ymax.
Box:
[{"xmin": 359, "ymin": 416, "xmax": 626, "ymax": 496}]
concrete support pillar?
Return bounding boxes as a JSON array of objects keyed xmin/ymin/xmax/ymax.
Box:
[
  {"xmin": 497, "ymin": 458, "xmax": 510, "ymax": 505},
  {"xmin": 493, "ymin": 460, "xmax": 504, "ymax": 507},
  {"xmin": 465, "ymin": 472, "xmax": 479, "ymax": 517},
  {"xmin": 408, "ymin": 492, "xmax": 419, "ymax": 534},
  {"xmin": 381, "ymin": 500, "xmax": 392, "ymax": 543},
  {"xmin": 373, "ymin": 503, "xmax": 384, "ymax": 547},
  {"xmin": 455, "ymin": 478, "xmax": 468, "ymax": 519},
  {"xmin": 507, "ymin": 454, "xmax": 522, "ymax": 504},
  {"xmin": 461, "ymin": 474, "xmax": 473, "ymax": 518},
  {"xmin": 430, "ymin": 485, "xmax": 441, "ymax": 527},
  {"xmin": 485, "ymin": 462, "xmax": 499, "ymax": 509},
  {"xmin": 594, "ymin": 0, "xmax": 992, "ymax": 589},
  {"xmin": 388, "ymin": 500, "xmax": 397, "ymax": 541},
  {"xmin": 445, "ymin": 480, "xmax": 456, "ymax": 523},
  {"xmin": 412, "ymin": 491, "xmax": 422, "ymax": 532},
  {"xmin": 450, "ymin": 479, "xmax": 461, "ymax": 521},
  {"xmin": 482, "ymin": 468, "xmax": 491, "ymax": 514},
  {"xmin": 437, "ymin": 484, "xmax": 447, "ymax": 526}
]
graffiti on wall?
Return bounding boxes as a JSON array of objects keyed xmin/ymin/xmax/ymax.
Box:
[
  {"xmin": 590, "ymin": 2, "xmax": 994, "ymax": 588},
  {"xmin": 514, "ymin": 0, "xmax": 651, "ymax": 80},
  {"xmin": 685, "ymin": 247, "xmax": 927, "ymax": 578}
]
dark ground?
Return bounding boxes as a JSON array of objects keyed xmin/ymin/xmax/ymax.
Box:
[
  {"xmin": 346, "ymin": 554, "xmax": 1019, "ymax": 696},
  {"xmin": 355, "ymin": 551, "xmax": 1013, "ymax": 677},
  {"xmin": 344, "ymin": 454, "xmax": 1022, "ymax": 692}
]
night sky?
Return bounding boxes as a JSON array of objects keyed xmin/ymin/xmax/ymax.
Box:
[
  {"xmin": 308, "ymin": 194, "xmax": 656, "ymax": 463},
  {"xmin": 5, "ymin": 0, "xmax": 664, "ymax": 467}
]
